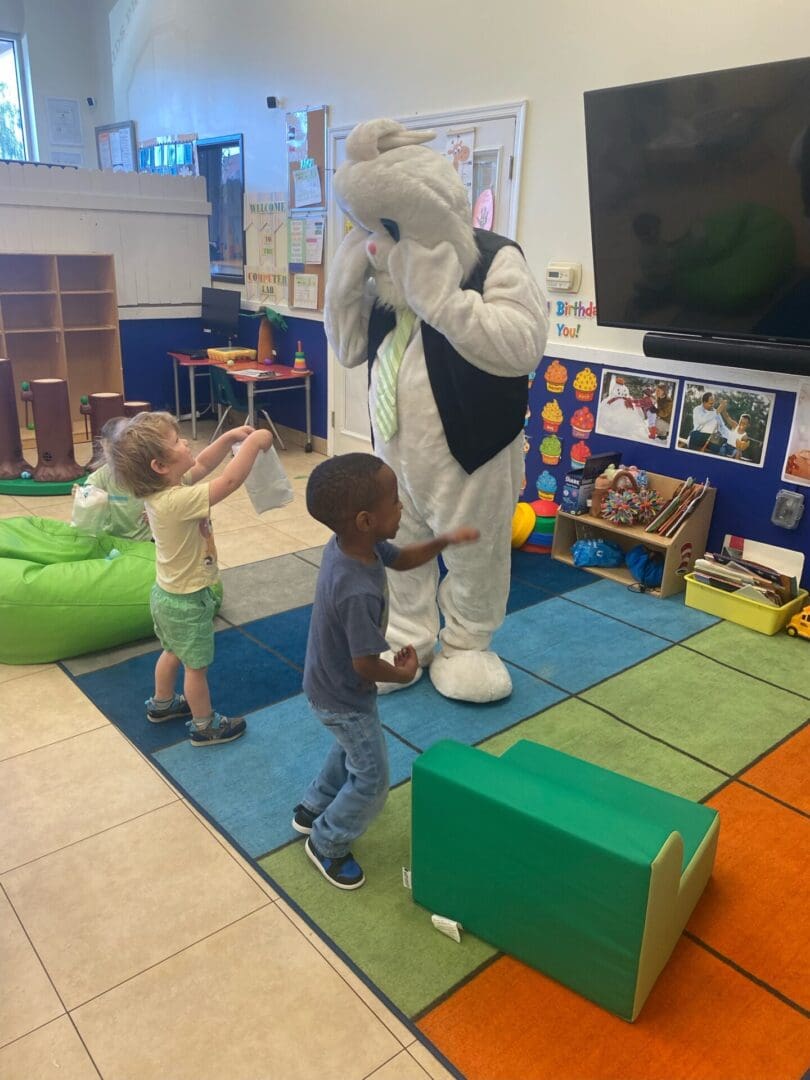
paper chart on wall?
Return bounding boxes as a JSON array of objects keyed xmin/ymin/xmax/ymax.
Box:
[
  {"xmin": 292, "ymin": 273, "xmax": 319, "ymax": 310},
  {"xmin": 304, "ymin": 216, "xmax": 325, "ymax": 264},
  {"xmin": 288, "ymin": 218, "xmax": 305, "ymax": 264},
  {"xmin": 293, "ymin": 164, "xmax": 323, "ymax": 208}
]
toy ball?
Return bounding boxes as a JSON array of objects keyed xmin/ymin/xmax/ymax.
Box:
[
  {"xmin": 21, "ymin": 471, "xmax": 32, "ymax": 479},
  {"xmin": 226, "ymin": 358, "xmax": 235, "ymax": 367},
  {"xmin": 26, "ymin": 423, "xmax": 35, "ymax": 430}
]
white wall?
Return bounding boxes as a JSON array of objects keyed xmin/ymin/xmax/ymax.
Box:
[
  {"xmin": 0, "ymin": 0, "xmax": 113, "ymax": 167},
  {"xmin": 50, "ymin": 0, "xmax": 810, "ymax": 385}
]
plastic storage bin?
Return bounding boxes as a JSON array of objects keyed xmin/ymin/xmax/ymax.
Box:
[{"xmin": 684, "ymin": 574, "xmax": 809, "ymax": 635}]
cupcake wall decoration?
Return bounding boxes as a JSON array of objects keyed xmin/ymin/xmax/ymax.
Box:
[
  {"xmin": 544, "ymin": 359, "xmax": 568, "ymax": 394},
  {"xmin": 573, "ymin": 367, "xmax": 597, "ymax": 401},
  {"xmin": 541, "ymin": 399, "xmax": 564, "ymax": 433}
]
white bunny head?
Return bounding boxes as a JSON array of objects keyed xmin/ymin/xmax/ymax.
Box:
[{"xmin": 334, "ymin": 118, "xmax": 478, "ymax": 308}]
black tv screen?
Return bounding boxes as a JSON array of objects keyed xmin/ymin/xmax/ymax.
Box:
[
  {"xmin": 201, "ymin": 285, "xmax": 240, "ymax": 337},
  {"xmin": 584, "ymin": 57, "xmax": 810, "ymax": 347}
]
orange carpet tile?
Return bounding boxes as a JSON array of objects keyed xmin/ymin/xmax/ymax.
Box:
[
  {"xmin": 739, "ymin": 725, "xmax": 810, "ymax": 815},
  {"xmin": 686, "ymin": 780, "xmax": 809, "ymax": 1009},
  {"xmin": 418, "ymin": 939, "xmax": 809, "ymax": 1080}
]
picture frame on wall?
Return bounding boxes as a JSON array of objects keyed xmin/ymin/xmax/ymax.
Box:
[
  {"xmin": 781, "ymin": 381, "xmax": 810, "ymax": 487},
  {"xmin": 594, "ymin": 368, "xmax": 678, "ymax": 447},
  {"xmin": 675, "ymin": 380, "xmax": 775, "ymax": 467}
]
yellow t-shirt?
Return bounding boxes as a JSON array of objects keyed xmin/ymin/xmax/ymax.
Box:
[{"xmin": 145, "ymin": 481, "xmax": 218, "ymax": 594}]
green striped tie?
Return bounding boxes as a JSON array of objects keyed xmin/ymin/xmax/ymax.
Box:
[{"xmin": 375, "ymin": 308, "xmax": 416, "ymax": 442}]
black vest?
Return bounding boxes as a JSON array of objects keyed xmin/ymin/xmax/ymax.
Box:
[{"xmin": 367, "ymin": 230, "xmax": 530, "ymax": 475}]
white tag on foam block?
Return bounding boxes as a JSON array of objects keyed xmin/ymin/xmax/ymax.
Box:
[
  {"xmin": 431, "ymin": 914, "xmax": 462, "ymax": 943},
  {"xmin": 401, "ymin": 867, "xmax": 412, "ymax": 890}
]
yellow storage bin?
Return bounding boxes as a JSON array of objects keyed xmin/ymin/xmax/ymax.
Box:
[
  {"xmin": 684, "ymin": 574, "xmax": 809, "ymax": 635},
  {"xmin": 207, "ymin": 346, "xmax": 257, "ymax": 363}
]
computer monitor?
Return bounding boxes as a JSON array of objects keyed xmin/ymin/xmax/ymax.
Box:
[{"xmin": 201, "ymin": 286, "xmax": 241, "ymax": 343}]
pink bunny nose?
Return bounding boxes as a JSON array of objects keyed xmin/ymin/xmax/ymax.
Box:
[{"xmin": 367, "ymin": 241, "xmax": 377, "ymax": 256}]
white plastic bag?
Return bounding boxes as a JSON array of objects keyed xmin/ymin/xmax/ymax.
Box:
[
  {"xmin": 233, "ymin": 442, "xmax": 294, "ymax": 515},
  {"xmin": 70, "ymin": 483, "xmax": 111, "ymax": 535}
]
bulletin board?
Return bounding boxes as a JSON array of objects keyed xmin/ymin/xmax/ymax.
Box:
[
  {"xmin": 286, "ymin": 106, "xmax": 327, "ymax": 310},
  {"xmin": 95, "ymin": 121, "xmax": 138, "ymax": 172}
]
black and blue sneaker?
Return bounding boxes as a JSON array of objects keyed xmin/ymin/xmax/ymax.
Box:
[
  {"xmin": 188, "ymin": 713, "xmax": 246, "ymax": 747},
  {"xmin": 145, "ymin": 693, "xmax": 192, "ymax": 724},
  {"xmin": 305, "ymin": 836, "xmax": 365, "ymax": 890},
  {"xmin": 291, "ymin": 804, "xmax": 317, "ymax": 835}
]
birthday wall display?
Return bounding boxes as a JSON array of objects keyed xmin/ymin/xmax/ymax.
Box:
[{"xmin": 550, "ymin": 298, "xmax": 598, "ymax": 339}]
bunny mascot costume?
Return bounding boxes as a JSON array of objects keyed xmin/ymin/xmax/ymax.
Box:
[{"xmin": 325, "ymin": 118, "xmax": 548, "ymax": 703}]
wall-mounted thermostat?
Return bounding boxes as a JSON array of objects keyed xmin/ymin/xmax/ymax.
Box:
[{"xmin": 546, "ymin": 262, "xmax": 582, "ymax": 292}]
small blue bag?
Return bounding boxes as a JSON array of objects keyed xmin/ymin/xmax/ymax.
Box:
[
  {"xmin": 571, "ymin": 538, "xmax": 624, "ymax": 568},
  {"xmin": 625, "ymin": 544, "xmax": 664, "ymax": 588}
]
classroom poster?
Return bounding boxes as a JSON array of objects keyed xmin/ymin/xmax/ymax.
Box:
[{"xmin": 781, "ymin": 381, "xmax": 810, "ymax": 487}]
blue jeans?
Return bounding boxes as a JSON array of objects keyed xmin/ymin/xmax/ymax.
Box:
[{"xmin": 302, "ymin": 702, "xmax": 389, "ymax": 859}]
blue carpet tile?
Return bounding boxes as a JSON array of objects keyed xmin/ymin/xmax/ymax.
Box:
[
  {"xmin": 155, "ymin": 693, "xmax": 418, "ymax": 857},
  {"xmin": 562, "ymin": 579, "xmax": 719, "ymax": 642},
  {"xmin": 239, "ymin": 604, "xmax": 312, "ymax": 669},
  {"xmin": 73, "ymin": 627, "xmax": 303, "ymax": 755},
  {"xmin": 509, "ymin": 550, "xmax": 595, "ymax": 594},
  {"xmin": 379, "ymin": 665, "xmax": 566, "ymax": 751},
  {"xmin": 492, "ymin": 597, "xmax": 670, "ymax": 693}
]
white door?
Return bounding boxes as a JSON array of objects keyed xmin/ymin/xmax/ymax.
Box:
[{"xmin": 327, "ymin": 102, "xmax": 527, "ymax": 455}]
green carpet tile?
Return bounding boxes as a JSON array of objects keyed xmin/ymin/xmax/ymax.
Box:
[
  {"xmin": 478, "ymin": 697, "xmax": 726, "ymax": 801},
  {"xmin": 580, "ymin": 646, "xmax": 809, "ymax": 774},
  {"xmin": 259, "ymin": 783, "xmax": 497, "ymax": 1018},
  {"xmin": 683, "ymin": 621, "xmax": 810, "ymax": 700}
]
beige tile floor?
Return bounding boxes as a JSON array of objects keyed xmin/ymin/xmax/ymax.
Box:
[{"xmin": 0, "ymin": 423, "xmax": 452, "ymax": 1080}]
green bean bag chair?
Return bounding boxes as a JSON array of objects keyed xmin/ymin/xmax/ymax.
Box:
[
  {"xmin": 672, "ymin": 202, "xmax": 795, "ymax": 314},
  {"xmin": 0, "ymin": 517, "xmax": 225, "ymax": 665},
  {"xmin": 0, "ymin": 517, "xmax": 159, "ymax": 664}
]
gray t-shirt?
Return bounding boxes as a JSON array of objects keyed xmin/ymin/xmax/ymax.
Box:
[{"xmin": 303, "ymin": 536, "xmax": 400, "ymax": 714}]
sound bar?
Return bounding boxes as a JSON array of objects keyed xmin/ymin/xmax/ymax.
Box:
[{"xmin": 643, "ymin": 333, "xmax": 810, "ymax": 378}]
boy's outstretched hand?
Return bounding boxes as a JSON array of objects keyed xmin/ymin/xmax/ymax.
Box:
[
  {"xmin": 442, "ymin": 527, "xmax": 480, "ymax": 545},
  {"xmin": 393, "ymin": 644, "xmax": 419, "ymax": 681}
]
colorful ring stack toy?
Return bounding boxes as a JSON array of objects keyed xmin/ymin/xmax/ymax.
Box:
[{"xmin": 511, "ymin": 498, "xmax": 559, "ymax": 553}]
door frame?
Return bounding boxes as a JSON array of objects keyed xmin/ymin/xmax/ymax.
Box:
[{"xmin": 325, "ymin": 100, "xmax": 528, "ymax": 455}]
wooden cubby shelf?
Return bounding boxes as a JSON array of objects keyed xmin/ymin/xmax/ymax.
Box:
[
  {"xmin": 0, "ymin": 253, "xmax": 123, "ymax": 448},
  {"xmin": 551, "ymin": 471, "xmax": 716, "ymax": 598}
]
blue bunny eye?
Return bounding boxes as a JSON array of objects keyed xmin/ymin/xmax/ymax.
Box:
[{"xmin": 381, "ymin": 218, "xmax": 400, "ymax": 242}]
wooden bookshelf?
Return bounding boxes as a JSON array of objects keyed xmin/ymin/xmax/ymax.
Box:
[
  {"xmin": 0, "ymin": 253, "xmax": 123, "ymax": 448},
  {"xmin": 551, "ymin": 471, "xmax": 716, "ymax": 598}
]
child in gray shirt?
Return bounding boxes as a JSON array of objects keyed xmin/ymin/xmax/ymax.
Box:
[{"xmin": 295, "ymin": 453, "xmax": 478, "ymax": 890}]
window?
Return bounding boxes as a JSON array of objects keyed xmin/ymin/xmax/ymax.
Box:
[
  {"xmin": 0, "ymin": 35, "xmax": 30, "ymax": 161},
  {"xmin": 197, "ymin": 134, "xmax": 245, "ymax": 283}
]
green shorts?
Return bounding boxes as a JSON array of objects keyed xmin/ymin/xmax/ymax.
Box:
[{"xmin": 151, "ymin": 584, "xmax": 217, "ymax": 670}]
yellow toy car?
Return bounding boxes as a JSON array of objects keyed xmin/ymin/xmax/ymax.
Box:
[{"xmin": 786, "ymin": 605, "xmax": 810, "ymax": 640}]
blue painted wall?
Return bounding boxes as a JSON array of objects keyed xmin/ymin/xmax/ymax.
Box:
[
  {"xmin": 120, "ymin": 313, "xmax": 328, "ymax": 439},
  {"xmin": 523, "ymin": 355, "xmax": 809, "ymax": 585}
]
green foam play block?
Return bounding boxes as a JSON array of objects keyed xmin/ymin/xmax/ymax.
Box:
[{"xmin": 411, "ymin": 739, "xmax": 719, "ymax": 1021}]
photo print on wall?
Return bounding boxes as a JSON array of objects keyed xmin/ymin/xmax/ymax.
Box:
[
  {"xmin": 595, "ymin": 368, "xmax": 678, "ymax": 448},
  {"xmin": 781, "ymin": 380, "xmax": 810, "ymax": 487},
  {"xmin": 675, "ymin": 380, "xmax": 775, "ymax": 467}
]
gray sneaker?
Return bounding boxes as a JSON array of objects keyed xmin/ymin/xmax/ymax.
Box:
[
  {"xmin": 146, "ymin": 694, "xmax": 192, "ymax": 724},
  {"xmin": 188, "ymin": 713, "xmax": 246, "ymax": 747}
]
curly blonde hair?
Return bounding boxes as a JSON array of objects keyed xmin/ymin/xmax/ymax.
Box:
[{"xmin": 107, "ymin": 411, "xmax": 181, "ymax": 498}]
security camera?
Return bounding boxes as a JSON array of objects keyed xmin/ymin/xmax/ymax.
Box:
[{"xmin": 86, "ymin": 96, "xmax": 96, "ymax": 108}]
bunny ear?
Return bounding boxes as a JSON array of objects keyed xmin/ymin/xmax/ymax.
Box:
[{"xmin": 345, "ymin": 118, "xmax": 435, "ymax": 162}]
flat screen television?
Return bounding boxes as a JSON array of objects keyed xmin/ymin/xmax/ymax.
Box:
[
  {"xmin": 584, "ymin": 57, "xmax": 810, "ymax": 372},
  {"xmin": 201, "ymin": 285, "xmax": 241, "ymax": 341}
]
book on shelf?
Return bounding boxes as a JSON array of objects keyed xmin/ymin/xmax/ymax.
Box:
[{"xmin": 645, "ymin": 477, "xmax": 709, "ymax": 537}]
